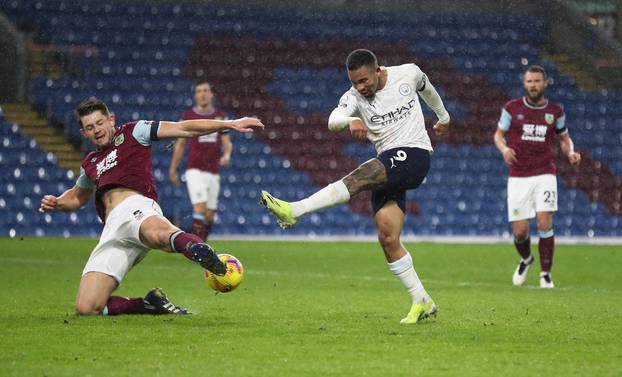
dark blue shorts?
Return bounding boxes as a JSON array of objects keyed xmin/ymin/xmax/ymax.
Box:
[{"xmin": 372, "ymin": 147, "xmax": 430, "ymax": 214}]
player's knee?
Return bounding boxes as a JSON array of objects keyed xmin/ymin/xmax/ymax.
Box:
[
  {"xmin": 154, "ymin": 229, "xmax": 180, "ymax": 251},
  {"xmin": 537, "ymin": 219, "xmax": 552, "ymax": 232},
  {"xmin": 142, "ymin": 227, "xmax": 178, "ymax": 250},
  {"xmin": 514, "ymin": 230, "xmax": 529, "ymax": 242},
  {"xmin": 378, "ymin": 230, "xmax": 400, "ymax": 250},
  {"xmin": 139, "ymin": 228, "xmax": 159, "ymax": 248},
  {"xmin": 512, "ymin": 224, "xmax": 529, "ymax": 241}
]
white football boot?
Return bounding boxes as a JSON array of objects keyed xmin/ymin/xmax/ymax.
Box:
[
  {"xmin": 512, "ymin": 255, "xmax": 534, "ymax": 286},
  {"xmin": 540, "ymin": 272, "xmax": 555, "ymax": 289}
]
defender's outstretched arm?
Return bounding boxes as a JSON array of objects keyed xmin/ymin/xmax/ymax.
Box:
[{"xmin": 158, "ymin": 117, "xmax": 264, "ymax": 139}]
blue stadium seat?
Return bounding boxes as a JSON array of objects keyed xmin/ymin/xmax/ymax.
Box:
[{"xmin": 0, "ymin": 1, "xmax": 619, "ymax": 236}]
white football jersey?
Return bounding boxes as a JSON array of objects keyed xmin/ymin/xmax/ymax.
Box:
[{"xmin": 333, "ymin": 63, "xmax": 432, "ymax": 154}]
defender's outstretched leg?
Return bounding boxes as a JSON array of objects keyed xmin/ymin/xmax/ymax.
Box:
[{"xmin": 139, "ymin": 215, "xmax": 227, "ymax": 275}]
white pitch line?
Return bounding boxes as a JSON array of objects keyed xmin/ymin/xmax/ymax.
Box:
[{"xmin": 205, "ymin": 234, "xmax": 622, "ymax": 245}]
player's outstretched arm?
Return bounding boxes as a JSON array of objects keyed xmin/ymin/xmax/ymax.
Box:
[
  {"xmin": 158, "ymin": 117, "xmax": 264, "ymax": 139},
  {"xmin": 559, "ymin": 133, "xmax": 581, "ymax": 165},
  {"xmin": 39, "ymin": 185, "xmax": 92, "ymax": 213}
]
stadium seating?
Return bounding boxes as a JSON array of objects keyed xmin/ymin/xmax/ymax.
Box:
[
  {"xmin": 0, "ymin": 0, "xmax": 620, "ymax": 237},
  {"xmin": 0, "ymin": 116, "xmax": 101, "ymax": 237}
]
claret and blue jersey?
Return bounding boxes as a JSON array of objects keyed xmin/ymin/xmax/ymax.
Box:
[
  {"xmin": 77, "ymin": 120, "xmax": 160, "ymax": 221},
  {"xmin": 498, "ymin": 97, "xmax": 567, "ymax": 178}
]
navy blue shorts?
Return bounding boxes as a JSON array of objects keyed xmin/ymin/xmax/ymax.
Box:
[{"xmin": 372, "ymin": 147, "xmax": 430, "ymax": 214}]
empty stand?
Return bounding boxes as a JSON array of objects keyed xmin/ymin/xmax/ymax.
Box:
[{"xmin": 0, "ymin": 0, "xmax": 619, "ymax": 237}]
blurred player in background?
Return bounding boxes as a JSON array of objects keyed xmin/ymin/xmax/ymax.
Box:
[
  {"xmin": 261, "ymin": 49, "xmax": 450, "ymax": 324},
  {"xmin": 39, "ymin": 97, "xmax": 262, "ymax": 316},
  {"xmin": 169, "ymin": 80, "xmax": 232, "ymax": 240},
  {"xmin": 494, "ymin": 65, "xmax": 581, "ymax": 288}
]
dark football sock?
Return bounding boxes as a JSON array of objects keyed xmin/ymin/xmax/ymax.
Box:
[
  {"xmin": 191, "ymin": 218, "xmax": 208, "ymax": 240},
  {"xmin": 169, "ymin": 231, "xmax": 203, "ymax": 260},
  {"xmin": 514, "ymin": 236, "xmax": 532, "ymax": 260},
  {"xmin": 538, "ymin": 230, "xmax": 555, "ymax": 273},
  {"xmin": 103, "ymin": 296, "xmax": 147, "ymax": 315},
  {"xmin": 204, "ymin": 220, "xmax": 214, "ymax": 240}
]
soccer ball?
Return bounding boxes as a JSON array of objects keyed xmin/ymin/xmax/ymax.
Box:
[{"xmin": 204, "ymin": 254, "xmax": 244, "ymax": 293}]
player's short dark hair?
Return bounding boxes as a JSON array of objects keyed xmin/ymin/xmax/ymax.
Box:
[
  {"xmin": 346, "ymin": 49, "xmax": 378, "ymax": 71},
  {"xmin": 525, "ymin": 65, "xmax": 547, "ymax": 80},
  {"xmin": 75, "ymin": 97, "xmax": 110, "ymax": 127},
  {"xmin": 192, "ymin": 79, "xmax": 211, "ymax": 93}
]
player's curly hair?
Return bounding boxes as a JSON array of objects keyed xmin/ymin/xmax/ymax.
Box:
[
  {"xmin": 346, "ymin": 49, "xmax": 378, "ymax": 71},
  {"xmin": 75, "ymin": 97, "xmax": 110, "ymax": 127}
]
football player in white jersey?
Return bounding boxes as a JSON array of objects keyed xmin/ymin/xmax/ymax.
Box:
[{"xmin": 261, "ymin": 49, "xmax": 450, "ymax": 324}]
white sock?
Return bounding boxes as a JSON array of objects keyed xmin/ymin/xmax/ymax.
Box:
[
  {"xmin": 290, "ymin": 180, "xmax": 350, "ymax": 218},
  {"xmin": 388, "ymin": 252, "xmax": 429, "ymax": 304}
]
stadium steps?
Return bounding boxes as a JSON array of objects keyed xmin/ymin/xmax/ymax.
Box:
[
  {"xmin": 2, "ymin": 103, "xmax": 82, "ymax": 174},
  {"xmin": 542, "ymin": 53, "xmax": 599, "ymax": 90}
]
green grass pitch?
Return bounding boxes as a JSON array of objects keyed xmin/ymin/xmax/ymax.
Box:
[{"xmin": 0, "ymin": 237, "xmax": 620, "ymax": 376}]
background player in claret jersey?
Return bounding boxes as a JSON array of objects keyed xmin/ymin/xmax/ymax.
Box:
[
  {"xmin": 261, "ymin": 49, "xmax": 451, "ymax": 324},
  {"xmin": 169, "ymin": 80, "xmax": 232, "ymax": 240},
  {"xmin": 494, "ymin": 65, "xmax": 581, "ymax": 288},
  {"xmin": 39, "ymin": 97, "xmax": 263, "ymax": 316}
]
